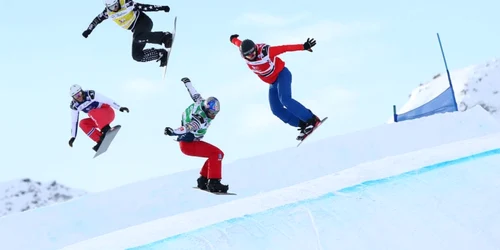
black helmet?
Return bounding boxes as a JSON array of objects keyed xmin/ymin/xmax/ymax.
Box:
[{"xmin": 240, "ymin": 39, "xmax": 256, "ymax": 57}]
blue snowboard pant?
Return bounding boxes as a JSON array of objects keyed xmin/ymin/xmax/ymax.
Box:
[{"xmin": 268, "ymin": 67, "xmax": 314, "ymax": 127}]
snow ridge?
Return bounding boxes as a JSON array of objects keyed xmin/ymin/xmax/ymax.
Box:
[{"xmin": 0, "ymin": 178, "xmax": 86, "ymax": 217}]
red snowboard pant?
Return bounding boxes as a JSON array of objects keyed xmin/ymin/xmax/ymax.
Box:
[
  {"xmin": 179, "ymin": 141, "xmax": 224, "ymax": 179},
  {"xmin": 79, "ymin": 104, "xmax": 115, "ymax": 142}
]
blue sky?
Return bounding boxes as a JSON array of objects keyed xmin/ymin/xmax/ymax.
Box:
[{"xmin": 0, "ymin": 0, "xmax": 499, "ymax": 192}]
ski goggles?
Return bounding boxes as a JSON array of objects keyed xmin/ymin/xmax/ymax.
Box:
[
  {"xmin": 242, "ymin": 47, "xmax": 256, "ymax": 59},
  {"xmin": 205, "ymin": 109, "xmax": 217, "ymax": 119},
  {"xmin": 72, "ymin": 91, "xmax": 84, "ymax": 100},
  {"xmin": 106, "ymin": 3, "xmax": 120, "ymax": 11}
]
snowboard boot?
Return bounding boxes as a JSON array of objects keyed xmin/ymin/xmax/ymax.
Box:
[
  {"xmin": 296, "ymin": 115, "xmax": 321, "ymax": 140},
  {"xmin": 92, "ymin": 140, "xmax": 102, "ymax": 152},
  {"xmin": 207, "ymin": 179, "xmax": 229, "ymax": 193},
  {"xmin": 101, "ymin": 124, "xmax": 111, "ymax": 135},
  {"xmin": 197, "ymin": 175, "xmax": 208, "ymax": 190},
  {"xmin": 162, "ymin": 32, "xmax": 173, "ymax": 48},
  {"xmin": 92, "ymin": 125, "xmax": 112, "ymax": 152},
  {"xmin": 156, "ymin": 49, "xmax": 169, "ymax": 67},
  {"xmin": 296, "ymin": 120, "xmax": 307, "ymax": 141}
]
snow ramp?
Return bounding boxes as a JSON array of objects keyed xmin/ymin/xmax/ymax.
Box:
[
  {"xmin": 64, "ymin": 132, "xmax": 500, "ymax": 250},
  {"xmin": 0, "ymin": 106, "xmax": 498, "ymax": 250}
]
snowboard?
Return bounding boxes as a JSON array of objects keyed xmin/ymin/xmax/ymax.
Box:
[
  {"xmin": 193, "ymin": 187, "xmax": 237, "ymax": 195},
  {"xmin": 297, "ymin": 117, "xmax": 328, "ymax": 147},
  {"xmin": 93, "ymin": 125, "xmax": 121, "ymax": 158},
  {"xmin": 162, "ymin": 16, "xmax": 177, "ymax": 80}
]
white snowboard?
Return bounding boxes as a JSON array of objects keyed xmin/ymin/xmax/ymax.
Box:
[
  {"xmin": 93, "ymin": 125, "xmax": 121, "ymax": 158},
  {"xmin": 162, "ymin": 16, "xmax": 177, "ymax": 80}
]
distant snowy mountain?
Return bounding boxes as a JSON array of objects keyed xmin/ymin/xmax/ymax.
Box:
[
  {"xmin": 0, "ymin": 178, "xmax": 86, "ymax": 217},
  {"xmin": 394, "ymin": 57, "xmax": 500, "ymax": 120}
]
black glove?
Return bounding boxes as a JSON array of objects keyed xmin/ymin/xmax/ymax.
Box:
[
  {"xmin": 68, "ymin": 137, "xmax": 75, "ymax": 147},
  {"xmin": 230, "ymin": 34, "xmax": 239, "ymax": 42},
  {"xmin": 164, "ymin": 127, "xmax": 175, "ymax": 136},
  {"xmin": 82, "ymin": 30, "xmax": 91, "ymax": 38},
  {"xmin": 181, "ymin": 77, "xmax": 190, "ymax": 84},
  {"xmin": 303, "ymin": 38, "xmax": 316, "ymax": 52},
  {"xmin": 119, "ymin": 107, "xmax": 129, "ymax": 112},
  {"xmin": 161, "ymin": 5, "xmax": 170, "ymax": 12}
]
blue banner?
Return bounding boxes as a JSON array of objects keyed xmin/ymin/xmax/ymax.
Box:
[{"xmin": 394, "ymin": 86, "xmax": 458, "ymax": 122}]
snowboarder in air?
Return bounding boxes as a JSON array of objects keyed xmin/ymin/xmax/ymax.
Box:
[
  {"xmin": 229, "ymin": 34, "xmax": 323, "ymax": 141},
  {"xmin": 82, "ymin": 0, "xmax": 173, "ymax": 67},
  {"xmin": 164, "ymin": 77, "xmax": 228, "ymax": 193},
  {"xmin": 68, "ymin": 84, "xmax": 129, "ymax": 152}
]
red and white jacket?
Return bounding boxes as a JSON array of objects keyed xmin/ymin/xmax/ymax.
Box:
[{"xmin": 231, "ymin": 37, "xmax": 304, "ymax": 84}]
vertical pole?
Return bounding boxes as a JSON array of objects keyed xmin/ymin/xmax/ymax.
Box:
[
  {"xmin": 393, "ymin": 105, "xmax": 397, "ymax": 122},
  {"xmin": 437, "ymin": 33, "xmax": 458, "ymax": 111}
]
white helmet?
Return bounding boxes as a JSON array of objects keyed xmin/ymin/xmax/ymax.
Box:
[
  {"xmin": 104, "ymin": 0, "xmax": 120, "ymax": 11},
  {"xmin": 69, "ymin": 84, "xmax": 82, "ymax": 97}
]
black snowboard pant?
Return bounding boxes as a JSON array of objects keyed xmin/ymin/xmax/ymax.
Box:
[{"xmin": 131, "ymin": 13, "xmax": 166, "ymax": 62}]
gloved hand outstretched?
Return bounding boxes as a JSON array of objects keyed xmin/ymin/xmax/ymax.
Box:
[
  {"xmin": 230, "ymin": 34, "xmax": 239, "ymax": 42},
  {"xmin": 82, "ymin": 29, "xmax": 91, "ymax": 38},
  {"xmin": 303, "ymin": 38, "xmax": 316, "ymax": 52},
  {"xmin": 181, "ymin": 77, "xmax": 191, "ymax": 84},
  {"xmin": 160, "ymin": 5, "xmax": 170, "ymax": 12},
  {"xmin": 68, "ymin": 137, "xmax": 75, "ymax": 147},
  {"xmin": 119, "ymin": 107, "xmax": 129, "ymax": 113},
  {"xmin": 164, "ymin": 127, "xmax": 175, "ymax": 136}
]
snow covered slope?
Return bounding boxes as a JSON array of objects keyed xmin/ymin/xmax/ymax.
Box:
[
  {"xmin": 64, "ymin": 132, "xmax": 500, "ymax": 250},
  {"xmin": 0, "ymin": 106, "xmax": 499, "ymax": 250},
  {"xmin": 0, "ymin": 178, "xmax": 86, "ymax": 217},
  {"xmin": 396, "ymin": 58, "xmax": 500, "ymax": 119}
]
